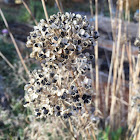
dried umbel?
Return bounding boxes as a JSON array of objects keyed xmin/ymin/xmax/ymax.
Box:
[
  {"xmin": 24, "ymin": 56, "xmax": 95, "ymax": 118},
  {"xmin": 26, "ymin": 12, "xmax": 98, "ymax": 63},
  {"xmin": 24, "ymin": 12, "xmax": 99, "ymax": 119}
]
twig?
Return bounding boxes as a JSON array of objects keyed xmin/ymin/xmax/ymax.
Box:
[
  {"xmin": 55, "ymin": 0, "xmax": 64, "ymax": 13},
  {"xmin": 41, "ymin": 0, "xmax": 49, "ymax": 21},
  {"xmin": 0, "ymin": 8, "xmax": 29, "ymax": 76},
  {"xmin": 108, "ymin": 0, "xmax": 115, "ymax": 39},
  {"xmin": 95, "ymin": 0, "xmax": 99, "ymax": 110},
  {"xmin": 126, "ymin": 41, "xmax": 133, "ymax": 124},
  {"xmin": 91, "ymin": 127, "xmax": 97, "ymax": 140},
  {"xmin": 68, "ymin": 118, "xmax": 75, "ymax": 140},
  {"xmin": 60, "ymin": 118, "xmax": 76, "ymax": 140},
  {"xmin": 106, "ymin": 0, "xmax": 117, "ymax": 116},
  {"xmin": 105, "ymin": 42, "xmax": 115, "ymax": 115},
  {"xmin": 89, "ymin": 0, "xmax": 94, "ymax": 23},
  {"xmin": 125, "ymin": 0, "xmax": 132, "ymax": 124},
  {"xmin": 121, "ymin": 70, "xmax": 125, "ymax": 122},
  {"xmin": 110, "ymin": 0, "xmax": 123, "ymax": 129},
  {"xmin": 115, "ymin": 45, "xmax": 125, "ymax": 127},
  {"xmin": 22, "ymin": 0, "xmax": 38, "ymax": 25},
  {"xmin": 89, "ymin": 0, "xmax": 95, "ymax": 107},
  {"xmin": 116, "ymin": 45, "xmax": 125, "ymax": 94}
]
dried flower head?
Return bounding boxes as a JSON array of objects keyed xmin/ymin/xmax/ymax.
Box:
[
  {"xmin": 24, "ymin": 59, "xmax": 94, "ymax": 118},
  {"xmin": 24, "ymin": 12, "xmax": 99, "ymax": 119},
  {"xmin": 26, "ymin": 12, "xmax": 98, "ymax": 63}
]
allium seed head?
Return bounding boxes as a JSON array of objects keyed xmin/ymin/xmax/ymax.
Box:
[
  {"xmin": 26, "ymin": 12, "xmax": 98, "ymax": 63},
  {"xmin": 24, "ymin": 12, "xmax": 99, "ymax": 119}
]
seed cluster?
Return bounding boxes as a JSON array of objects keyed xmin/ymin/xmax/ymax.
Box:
[
  {"xmin": 24, "ymin": 57, "xmax": 94, "ymax": 118},
  {"xmin": 26, "ymin": 12, "xmax": 98, "ymax": 63},
  {"xmin": 24, "ymin": 12, "xmax": 99, "ymax": 119}
]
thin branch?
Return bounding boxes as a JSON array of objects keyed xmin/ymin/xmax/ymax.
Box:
[
  {"xmin": 110, "ymin": 0, "xmax": 123, "ymax": 129},
  {"xmin": 22, "ymin": 0, "xmax": 38, "ymax": 25},
  {"xmin": 55, "ymin": 0, "xmax": 64, "ymax": 13},
  {"xmin": 106, "ymin": 0, "xmax": 116, "ymax": 115},
  {"xmin": 68, "ymin": 118, "xmax": 75, "ymax": 140},
  {"xmin": 95, "ymin": 0, "xmax": 99, "ymax": 109},
  {"xmin": 116, "ymin": 45, "xmax": 125, "ymax": 95},
  {"xmin": 59, "ymin": 118, "xmax": 76, "ymax": 140},
  {"xmin": 0, "ymin": 8, "xmax": 29, "ymax": 76},
  {"xmin": 89, "ymin": 0, "xmax": 94, "ymax": 20},
  {"xmin": 91, "ymin": 127, "xmax": 97, "ymax": 140},
  {"xmin": 41, "ymin": 0, "xmax": 49, "ymax": 21}
]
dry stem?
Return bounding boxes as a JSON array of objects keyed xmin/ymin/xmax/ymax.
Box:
[
  {"xmin": 0, "ymin": 8, "xmax": 29, "ymax": 76},
  {"xmin": 89, "ymin": 0, "xmax": 94, "ymax": 23},
  {"xmin": 95, "ymin": 0, "xmax": 99, "ymax": 110},
  {"xmin": 55, "ymin": 0, "xmax": 64, "ymax": 13},
  {"xmin": 41, "ymin": 0, "xmax": 49, "ymax": 21},
  {"xmin": 22, "ymin": 0, "xmax": 38, "ymax": 25},
  {"xmin": 60, "ymin": 118, "xmax": 76, "ymax": 140},
  {"xmin": 110, "ymin": 0, "xmax": 123, "ymax": 129}
]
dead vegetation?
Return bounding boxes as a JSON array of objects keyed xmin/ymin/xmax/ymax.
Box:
[{"xmin": 0, "ymin": 0, "xmax": 140, "ymax": 139}]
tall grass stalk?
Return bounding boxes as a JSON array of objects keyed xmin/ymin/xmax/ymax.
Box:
[
  {"xmin": 89, "ymin": 0, "xmax": 94, "ymax": 21},
  {"xmin": 41, "ymin": 0, "xmax": 49, "ymax": 21},
  {"xmin": 95, "ymin": 0, "xmax": 100, "ymax": 110},
  {"xmin": 0, "ymin": 9, "xmax": 29, "ymax": 76},
  {"xmin": 55, "ymin": 0, "xmax": 64, "ymax": 13},
  {"xmin": 106, "ymin": 0, "xmax": 116, "ymax": 115},
  {"xmin": 22, "ymin": 0, "xmax": 38, "ymax": 25},
  {"xmin": 110, "ymin": 0, "xmax": 123, "ymax": 129}
]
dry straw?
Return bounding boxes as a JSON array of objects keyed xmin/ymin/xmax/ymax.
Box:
[
  {"xmin": 110, "ymin": 0, "xmax": 123, "ymax": 129},
  {"xmin": 55, "ymin": 0, "xmax": 64, "ymax": 13},
  {"xmin": 95, "ymin": 0, "xmax": 99, "ymax": 110},
  {"xmin": 22, "ymin": 0, "xmax": 38, "ymax": 25},
  {"xmin": 41, "ymin": 0, "xmax": 49, "ymax": 21},
  {"xmin": 0, "ymin": 8, "xmax": 29, "ymax": 76},
  {"xmin": 105, "ymin": 0, "xmax": 116, "ymax": 114}
]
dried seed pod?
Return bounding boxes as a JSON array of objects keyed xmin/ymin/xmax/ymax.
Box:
[
  {"xmin": 24, "ymin": 12, "xmax": 99, "ymax": 120},
  {"xmin": 26, "ymin": 12, "xmax": 98, "ymax": 62},
  {"xmin": 24, "ymin": 60, "xmax": 94, "ymax": 118}
]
